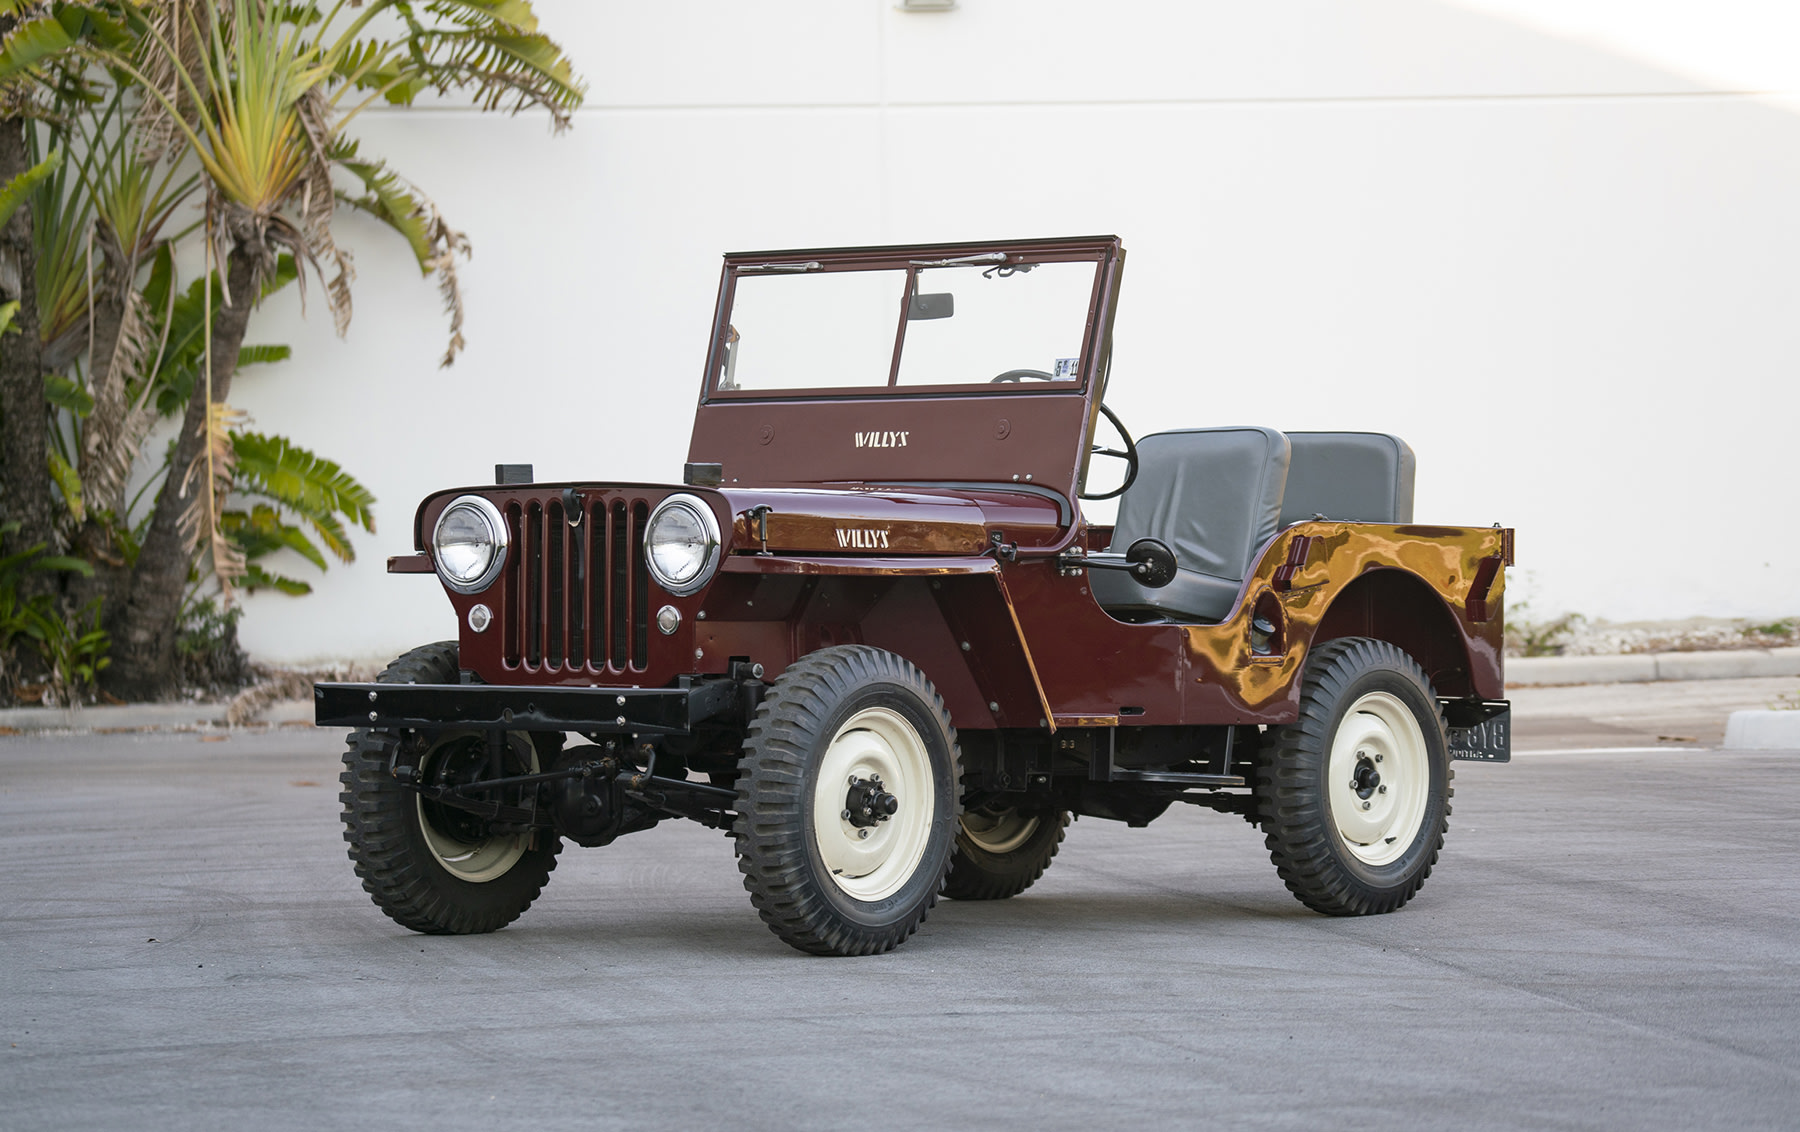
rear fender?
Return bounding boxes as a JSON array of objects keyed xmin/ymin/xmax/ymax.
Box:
[{"xmin": 1313, "ymin": 568, "xmax": 1482, "ymax": 698}]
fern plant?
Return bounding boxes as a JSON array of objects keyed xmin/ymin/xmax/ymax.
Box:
[
  {"xmin": 0, "ymin": 521, "xmax": 104, "ymax": 703},
  {"xmin": 220, "ymin": 430, "xmax": 376, "ymax": 597}
]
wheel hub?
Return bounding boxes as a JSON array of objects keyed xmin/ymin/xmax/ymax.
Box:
[
  {"xmin": 1350, "ymin": 754, "xmax": 1382, "ymax": 800},
  {"xmin": 423, "ymin": 738, "xmax": 500, "ymax": 843},
  {"xmin": 844, "ymin": 774, "xmax": 899, "ymax": 828}
]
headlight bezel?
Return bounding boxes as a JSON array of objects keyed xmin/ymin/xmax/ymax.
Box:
[
  {"xmin": 431, "ymin": 495, "xmax": 510, "ymax": 595},
  {"xmin": 644, "ymin": 494, "xmax": 722, "ymax": 597}
]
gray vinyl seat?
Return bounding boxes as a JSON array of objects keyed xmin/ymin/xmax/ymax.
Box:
[
  {"xmin": 1090, "ymin": 426, "xmax": 1291, "ymax": 623},
  {"xmin": 1278, "ymin": 432, "xmax": 1415, "ymax": 528}
]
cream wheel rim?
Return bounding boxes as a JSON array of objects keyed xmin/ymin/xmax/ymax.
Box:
[
  {"xmin": 416, "ymin": 735, "xmax": 534, "ymax": 883},
  {"xmin": 960, "ymin": 806, "xmax": 1040, "ymax": 855},
  {"xmin": 1327, "ymin": 691, "xmax": 1430, "ymax": 867},
  {"xmin": 812, "ymin": 706, "xmax": 935, "ymax": 902}
]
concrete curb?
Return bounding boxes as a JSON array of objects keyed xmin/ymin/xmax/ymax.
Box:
[
  {"xmin": 0, "ymin": 698, "xmax": 313, "ymax": 736},
  {"xmin": 1723, "ymin": 711, "xmax": 1800, "ymax": 750},
  {"xmin": 1508, "ymin": 647, "xmax": 1800, "ymax": 687}
]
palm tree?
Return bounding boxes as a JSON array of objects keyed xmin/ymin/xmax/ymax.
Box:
[{"xmin": 4, "ymin": 0, "xmax": 583, "ymax": 696}]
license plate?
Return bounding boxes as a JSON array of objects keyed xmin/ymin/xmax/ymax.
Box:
[{"xmin": 1448, "ymin": 709, "xmax": 1511, "ymax": 763}]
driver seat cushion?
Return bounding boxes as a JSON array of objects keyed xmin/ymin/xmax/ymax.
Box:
[
  {"xmin": 1091, "ymin": 426, "xmax": 1291, "ymax": 623},
  {"xmin": 1278, "ymin": 431, "xmax": 1415, "ymax": 528}
]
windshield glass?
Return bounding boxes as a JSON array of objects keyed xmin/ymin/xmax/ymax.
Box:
[
  {"xmin": 896, "ymin": 261, "xmax": 1095, "ymax": 386},
  {"xmin": 713, "ymin": 256, "xmax": 1099, "ymax": 396},
  {"xmin": 722, "ymin": 270, "xmax": 906, "ymax": 391}
]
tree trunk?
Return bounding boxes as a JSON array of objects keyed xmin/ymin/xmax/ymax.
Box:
[
  {"xmin": 105, "ymin": 244, "xmax": 262, "ymax": 700},
  {"xmin": 0, "ymin": 109, "xmax": 56, "ymax": 569},
  {"xmin": 63, "ymin": 253, "xmax": 131, "ymax": 618}
]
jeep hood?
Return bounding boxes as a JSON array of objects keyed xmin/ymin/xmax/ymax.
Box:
[{"xmin": 716, "ymin": 486, "xmax": 1065, "ymax": 556}]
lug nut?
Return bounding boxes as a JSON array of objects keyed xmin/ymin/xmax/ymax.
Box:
[
  {"xmin": 1361, "ymin": 801, "xmax": 1371, "ymax": 810},
  {"xmin": 1375, "ymin": 754, "xmax": 1383, "ymax": 762},
  {"xmin": 841, "ymin": 809, "xmax": 851, "ymax": 820},
  {"xmin": 858, "ymin": 829, "xmax": 870, "ymax": 840},
  {"xmin": 1379, "ymin": 785, "xmax": 1387, "ymax": 794}
]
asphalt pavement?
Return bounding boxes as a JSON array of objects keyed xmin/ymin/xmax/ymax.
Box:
[{"xmin": 2, "ymin": 681, "xmax": 1797, "ymax": 1130}]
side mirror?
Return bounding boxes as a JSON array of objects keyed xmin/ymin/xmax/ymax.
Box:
[
  {"xmin": 1124, "ymin": 538, "xmax": 1177, "ymax": 588},
  {"xmin": 907, "ymin": 292, "xmax": 954, "ymax": 321}
]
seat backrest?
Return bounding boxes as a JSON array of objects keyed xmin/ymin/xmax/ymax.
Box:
[
  {"xmin": 1100, "ymin": 425, "xmax": 1290, "ymax": 588},
  {"xmin": 1278, "ymin": 431, "xmax": 1415, "ymax": 528}
]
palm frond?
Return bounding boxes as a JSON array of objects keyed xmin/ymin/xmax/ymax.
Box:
[
  {"xmin": 229, "ymin": 430, "xmax": 375, "ymax": 565},
  {"xmin": 293, "ymin": 83, "xmax": 352, "ymax": 333},
  {"xmin": 43, "ymin": 372, "xmax": 94, "ymax": 415},
  {"xmin": 47, "ymin": 448, "xmax": 84, "ymax": 522},
  {"xmin": 241, "ymin": 563, "xmax": 310, "ymax": 595},
  {"xmin": 131, "ymin": 0, "xmax": 209, "ymax": 164},
  {"xmin": 92, "ymin": 147, "xmax": 196, "ymax": 262},
  {"xmin": 0, "ymin": 8, "xmax": 77, "ymax": 82},
  {"xmin": 234, "ymin": 343, "xmax": 291, "ymax": 366},
  {"xmin": 221, "ymin": 502, "xmax": 326, "ymax": 570},
  {"xmin": 28, "ymin": 128, "xmax": 92, "ymax": 354},
  {"xmin": 399, "ymin": 1, "xmax": 584, "ymax": 128},
  {"xmin": 80, "ymin": 283, "xmax": 157, "ymax": 515},
  {"xmin": 0, "ymin": 144, "xmax": 59, "ymax": 231},
  {"xmin": 333, "ymin": 150, "xmax": 469, "ymax": 363},
  {"xmin": 178, "ymin": 399, "xmax": 246, "ymax": 593}
]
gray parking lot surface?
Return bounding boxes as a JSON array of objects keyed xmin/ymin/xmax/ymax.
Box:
[{"xmin": 3, "ymin": 685, "xmax": 1798, "ymax": 1131}]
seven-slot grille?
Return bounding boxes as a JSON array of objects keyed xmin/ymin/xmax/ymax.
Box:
[{"xmin": 502, "ymin": 495, "xmax": 652, "ymax": 672}]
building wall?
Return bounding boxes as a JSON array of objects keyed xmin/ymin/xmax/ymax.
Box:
[{"xmin": 232, "ymin": 0, "xmax": 1800, "ymax": 664}]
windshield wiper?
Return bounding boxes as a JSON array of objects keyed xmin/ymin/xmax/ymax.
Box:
[
  {"xmin": 738, "ymin": 260, "xmax": 822, "ymax": 273},
  {"xmin": 908, "ymin": 252, "xmax": 1010, "ymax": 268}
]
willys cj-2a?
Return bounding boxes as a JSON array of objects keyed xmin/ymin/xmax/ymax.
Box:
[{"xmin": 316, "ymin": 235, "xmax": 1514, "ymax": 956}]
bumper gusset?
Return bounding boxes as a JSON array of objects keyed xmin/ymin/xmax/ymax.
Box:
[{"xmin": 313, "ymin": 678, "xmax": 739, "ymax": 735}]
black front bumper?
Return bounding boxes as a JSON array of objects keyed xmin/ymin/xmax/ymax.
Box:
[{"xmin": 314, "ymin": 678, "xmax": 740, "ymax": 735}]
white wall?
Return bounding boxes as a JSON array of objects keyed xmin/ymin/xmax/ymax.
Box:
[{"xmin": 232, "ymin": 0, "xmax": 1800, "ymax": 665}]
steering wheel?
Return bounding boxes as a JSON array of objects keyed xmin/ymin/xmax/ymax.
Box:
[
  {"xmin": 1080, "ymin": 402, "xmax": 1137, "ymax": 501},
  {"xmin": 987, "ymin": 370, "xmax": 1135, "ymax": 499}
]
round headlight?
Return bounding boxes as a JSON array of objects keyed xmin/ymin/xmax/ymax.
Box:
[
  {"xmin": 645, "ymin": 495, "xmax": 721, "ymax": 596},
  {"xmin": 431, "ymin": 496, "xmax": 509, "ymax": 594}
]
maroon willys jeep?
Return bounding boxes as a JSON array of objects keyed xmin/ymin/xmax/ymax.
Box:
[{"xmin": 316, "ymin": 236, "xmax": 1514, "ymax": 956}]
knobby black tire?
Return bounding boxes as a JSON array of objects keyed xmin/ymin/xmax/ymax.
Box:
[
  {"xmin": 1255, "ymin": 637, "xmax": 1453, "ymax": 916},
  {"xmin": 338, "ymin": 642, "xmax": 560, "ymax": 934},
  {"xmin": 942, "ymin": 805, "xmax": 1069, "ymax": 901},
  {"xmin": 733, "ymin": 645, "xmax": 961, "ymax": 956}
]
